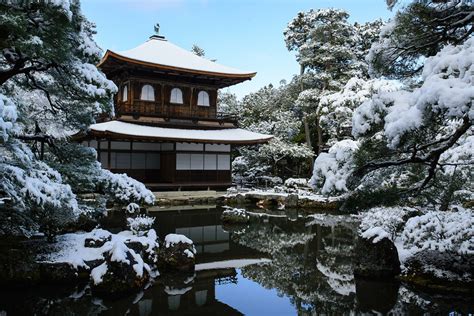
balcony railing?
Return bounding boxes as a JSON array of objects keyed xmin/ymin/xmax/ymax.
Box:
[{"xmin": 115, "ymin": 101, "xmax": 238, "ymax": 125}]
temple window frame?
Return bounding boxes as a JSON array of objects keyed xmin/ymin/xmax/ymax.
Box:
[
  {"xmin": 140, "ymin": 84, "xmax": 155, "ymax": 101},
  {"xmin": 170, "ymin": 87, "xmax": 184, "ymax": 104},
  {"xmin": 122, "ymin": 84, "xmax": 128, "ymax": 101},
  {"xmin": 197, "ymin": 90, "xmax": 210, "ymax": 107}
]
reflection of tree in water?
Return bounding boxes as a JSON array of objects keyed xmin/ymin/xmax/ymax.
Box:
[{"xmin": 233, "ymin": 215, "xmax": 360, "ymax": 314}]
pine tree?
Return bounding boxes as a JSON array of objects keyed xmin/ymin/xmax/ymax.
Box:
[
  {"xmin": 368, "ymin": 0, "xmax": 474, "ymax": 78},
  {"xmin": 0, "ymin": 1, "xmax": 154, "ymax": 238},
  {"xmin": 311, "ymin": 0, "xmax": 474, "ymax": 208},
  {"xmin": 191, "ymin": 44, "xmax": 205, "ymax": 57},
  {"xmin": 285, "ymin": 9, "xmax": 383, "ymax": 154}
]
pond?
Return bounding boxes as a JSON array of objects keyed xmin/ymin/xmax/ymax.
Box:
[{"xmin": 0, "ymin": 206, "xmax": 472, "ymax": 315}]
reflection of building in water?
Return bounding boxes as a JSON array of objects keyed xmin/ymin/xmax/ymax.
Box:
[
  {"xmin": 153, "ymin": 208, "xmax": 266, "ymax": 262},
  {"xmin": 134, "ymin": 268, "xmax": 243, "ymax": 316},
  {"xmin": 129, "ymin": 207, "xmax": 265, "ymax": 315}
]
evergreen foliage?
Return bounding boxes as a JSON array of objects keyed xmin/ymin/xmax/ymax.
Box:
[
  {"xmin": 0, "ymin": 1, "xmax": 154, "ymax": 238},
  {"xmin": 310, "ymin": 0, "xmax": 473, "ymax": 209}
]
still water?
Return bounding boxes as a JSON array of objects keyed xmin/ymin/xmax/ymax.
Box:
[{"xmin": 0, "ymin": 206, "xmax": 472, "ymax": 315}]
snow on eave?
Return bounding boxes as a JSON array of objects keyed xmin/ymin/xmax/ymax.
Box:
[
  {"xmin": 97, "ymin": 37, "xmax": 256, "ymax": 79},
  {"xmin": 87, "ymin": 120, "xmax": 273, "ymax": 145}
]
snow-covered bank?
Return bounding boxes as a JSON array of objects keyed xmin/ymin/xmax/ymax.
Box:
[
  {"xmin": 224, "ymin": 187, "xmax": 342, "ymax": 211},
  {"xmin": 43, "ymin": 228, "xmax": 158, "ymax": 270},
  {"xmin": 358, "ymin": 206, "xmax": 474, "ymax": 287},
  {"xmin": 35, "ymin": 227, "xmax": 198, "ymax": 297}
]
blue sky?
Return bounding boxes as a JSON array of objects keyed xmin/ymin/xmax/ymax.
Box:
[{"xmin": 82, "ymin": 0, "xmax": 394, "ymax": 98}]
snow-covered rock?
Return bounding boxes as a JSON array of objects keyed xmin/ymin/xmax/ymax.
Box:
[
  {"xmin": 221, "ymin": 208, "xmax": 250, "ymax": 224},
  {"xmin": 158, "ymin": 233, "xmax": 196, "ymax": 272}
]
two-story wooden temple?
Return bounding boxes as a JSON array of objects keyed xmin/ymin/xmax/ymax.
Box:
[{"xmin": 77, "ymin": 34, "xmax": 272, "ymax": 189}]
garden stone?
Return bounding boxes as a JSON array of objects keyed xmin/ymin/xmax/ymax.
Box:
[
  {"xmin": 221, "ymin": 208, "xmax": 250, "ymax": 224},
  {"xmin": 158, "ymin": 234, "xmax": 196, "ymax": 273},
  {"xmin": 353, "ymin": 236, "xmax": 401, "ymax": 278}
]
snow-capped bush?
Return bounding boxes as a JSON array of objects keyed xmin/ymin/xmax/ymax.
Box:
[
  {"xmin": 401, "ymin": 209, "xmax": 474, "ymax": 255},
  {"xmin": 0, "ymin": 94, "xmax": 18, "ymax": 142},
  {"xmin": 359, "ymin": 206, "xmax": 474, "ymax": 267},
  {"xmin": 126, "ymin": 202, "xmax": 140, "ymax": 214},
  {"xmin": 310, "ymin": 139, "xmax": 359, "ymax": 195},
  {"xmin": 359, "ymin": 207, "xmax": 415, "ymax": 241},
  {"xmin": 284, "ymin": 178, "xmax": 309, "ymax": 189},
  {"xmin": 359, "ymin": 207, "xmax": 417, "ymax": 240},
  {"xmin": 127, "ymin": 215, "xmax": 155, "ymax": 236},
  {"xmin": 101, "ymin": 170, "xmax": 155, "ymax": 205}
]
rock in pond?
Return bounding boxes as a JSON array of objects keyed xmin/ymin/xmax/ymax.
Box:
[
  {"xmin": 158, "ymin": 234, "xmax": 196, "ymax": 273},
  {"xmin": 354, "ymin": 236, "xmax": 401, "ymax": 278},
  {"xmin": 402, "ymin": 250, "xmax": 474, "ymax": 294},
  {"xmin": 221, "ymin": 208, "xmax": 250, "ymax": 224},
  {"xmin": 90, "ymin": 241, "xmax": 150, "ymax": 298}
]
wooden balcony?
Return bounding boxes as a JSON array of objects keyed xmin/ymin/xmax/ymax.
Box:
[{"xmin": 115, "ymin": 101, "xmax": 238, "ymax": 127}]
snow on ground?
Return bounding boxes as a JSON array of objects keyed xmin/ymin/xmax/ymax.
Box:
[
  {"xmin": 42, "ymin": 228, "xmax": 158, "ymax": 270},
  {"xmin": 226, "ymin": 187, "xmax": 339, "ymax": 203}
]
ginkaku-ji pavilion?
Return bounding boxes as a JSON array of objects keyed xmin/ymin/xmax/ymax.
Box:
[{"xmin": 76, "ymin": 34, "xmax": 272, "ymax": 189}]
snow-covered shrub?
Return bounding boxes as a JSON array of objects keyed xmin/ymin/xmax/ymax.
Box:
[
  {"xmin": 359, "ymin": 207, "xmax": 416, "ymax": 241},
  {"xmin": 401, "ymin": 209, "xmax": 474, "ymax": 255},
  {"xmin": 126, "ymin": 203, "xmax": 140, "ymax": 214},
  {"xmin": 310, "ymin": 139, "xmax": 359, "ymax": 195},
  {"xmin": 0, "ymin": 94, "xmax": 18, "ymax": 142},
  {"xmin": 101, "ymin": 170, "xmax": 155, "ymax": 205},
  {"xmin": 319, "ymin": 78, "xmax": 402, "ymax": 146},
  {"xmin": 1, "ymin": 141, "xmax": 81, "ymax": 239},
  {"xmin": 127, "ymin": 215, "xmax": 155, "ymax": 236},
  {"xmin": 284, "ymin": 178, "xmax": 309, "ymax": 189}
]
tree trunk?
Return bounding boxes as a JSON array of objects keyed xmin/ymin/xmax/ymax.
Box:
[
  {"xmin": 315, "ymin": 116, "xmax": 323, "ymax": 155},
  {"xmin": 300, "ymin": 64, "xmax": 314, "ymax": 173}
]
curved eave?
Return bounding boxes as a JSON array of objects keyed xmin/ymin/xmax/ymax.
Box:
[
  {"xmin": 86, "ymin": 130, "xmax": 272, "ymax": 145},
  {"xmin": 98, "ymin": 50, "xmax": 257, "ymax": 80}
]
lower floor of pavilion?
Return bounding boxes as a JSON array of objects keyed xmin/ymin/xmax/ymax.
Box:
[
  {"xmin": 81, "ymin": 139, "xmax": 234, "ymax": 189},
  {"xmin": 77, "ymin": 120, "xmax": 273, "ymax": 189}
]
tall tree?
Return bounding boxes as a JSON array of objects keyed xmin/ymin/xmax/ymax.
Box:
[
  {"xmin": 0, "ymin": 1, "xmax": 154, "ymax": 238},
  {"xmin": 311, "ymin": 0, "xmax": 474, "ymax": 209},
  {"xmin": 368, "ymin": 0, "xmax": 474, "ymax": 78},
  {"xmin": 285, "ymin": 9, "xmax": 383, "ymax": 154}
]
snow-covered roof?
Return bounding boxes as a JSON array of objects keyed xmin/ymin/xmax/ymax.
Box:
[
  {"xmin": 98, "ymin": 36, "xmax": 256, "ymax": 78},
  {"xmin": 88, "ymin": 120, "xmax": 273, "ymax": 144}
]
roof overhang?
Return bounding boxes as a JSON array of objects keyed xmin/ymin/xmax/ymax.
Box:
[
  {"xmin": 98, "ymin": 50, "xmax": 256, "ymax": 88},
  {"xmin": 75, "ymin": 120, "xmax": 273, "ymax": 145}
]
